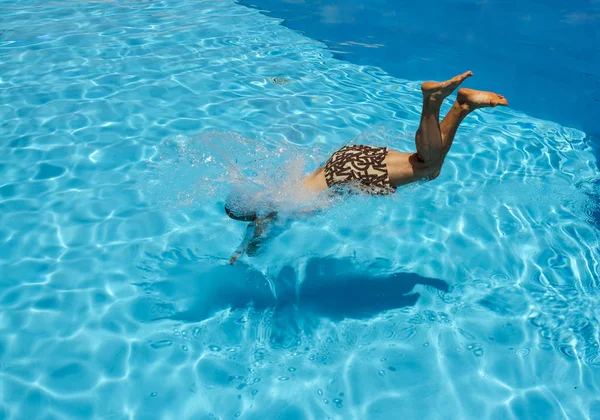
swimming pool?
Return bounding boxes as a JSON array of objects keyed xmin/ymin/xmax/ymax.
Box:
[
  {"xmin": 240, "ymin": 0, "xmax": 600, "ymax": 136},
  {"xmin": 0, "ymin": 0, "xmax": 599, "ymax": 418}
]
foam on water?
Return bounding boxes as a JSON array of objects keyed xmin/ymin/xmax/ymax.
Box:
[
  {"xmin": 1, "ymin": 0, "xmax": 599, "ymax": 418},
  {"xmin": 143, "ymin": 131, "xmax": 337, "ymax": 220}
]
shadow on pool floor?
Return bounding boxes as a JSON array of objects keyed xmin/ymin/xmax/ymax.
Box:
[
  {"xmin": 293, "ymin": 257, "xmax": 448, "ymax": 320},
  {"xmin": 133, "ymin": 253, "xmax": 449, "ymax": 324}
]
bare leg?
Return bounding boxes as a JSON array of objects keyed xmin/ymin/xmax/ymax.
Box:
[
  {"xmin": 439, "ymin": 88, "xmax": 508, "ymax": 160},
  {"xmin": 416, "ymin": 71, "xmax": 472, "ymax": 165}
]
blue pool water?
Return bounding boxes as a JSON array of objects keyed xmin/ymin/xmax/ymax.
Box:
[
  {"xmin": 1, "ymin": 0, "xmax": 599, "ymax": 419},
  {"xmin": 240, "ymin": 0, "xmax": 600, "ymax": 135}
]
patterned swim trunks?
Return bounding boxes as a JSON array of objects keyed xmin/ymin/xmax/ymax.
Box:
[{"xmin": 324, "ymin": 144, "xmax": 395, "ymax": 194}]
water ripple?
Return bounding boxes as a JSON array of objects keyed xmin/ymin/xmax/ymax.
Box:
[{"xmin": 0, "ymin": 0, "xmax": 599, "ymax": 418}]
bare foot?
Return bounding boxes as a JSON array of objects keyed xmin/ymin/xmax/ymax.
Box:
[
  {"xmin": 421, "ymin": 71, "xmax": 473, "ymax": 102},
  {"xmin": 457, "ymin": 88, "xmax": 508, "ymax": 110}
]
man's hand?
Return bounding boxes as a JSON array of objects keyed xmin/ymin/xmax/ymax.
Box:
[
  {"xmin": 228, "ymin": 213, "xmax": 276, "ymax": 265},
  {"xmin": 229, "ymin": 250, "xmax": 242, "ymax": 265}
]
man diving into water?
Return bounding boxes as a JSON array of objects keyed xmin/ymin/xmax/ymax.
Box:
[{"xmin": 226, "ymin": 71, "xmax": 508, "ymax": 264}]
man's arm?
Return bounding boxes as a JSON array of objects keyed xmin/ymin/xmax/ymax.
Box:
[
  {"xmin": 229, "ymin": 213, "xmax": 276, "ymax": 265},
  {"xmin": 229, "ymin": 222, "xmax": 255, "ymax": 265}
]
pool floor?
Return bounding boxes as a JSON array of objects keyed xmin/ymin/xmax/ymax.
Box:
[{"xmin": 0, "ymin": 0, "xmax": 599, "ymax": 418}]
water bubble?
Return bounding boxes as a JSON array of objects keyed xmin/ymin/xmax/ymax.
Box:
[
  {"xmin": 438, "ymin": 312, "xmax": 450, "ymax": 323},
  {"xmin": 278, "ymin": 376, "xmax": 289, "ymax": 381},
  {"xmin": 424, "ymin": 310, "xmax": 437, "ymax": 322},
  {"xmin": 378, "ymin": 370, "xmax": 386, "ymax": 377},
  {"xmin": 529, "ymin": 315, "xmax": 545, "ymax": 328},
  {"xmin": 468, "ymin": 343, "xmax": 484, "ymax": 357},
  {"xmin": 182, "ymin": 345, "xmax": 188, "ymax": 352},
  {"xmin": 491, "ymin": 273, "xmax": 509, "ymax": 281},
  {"xmin": 192, "ymin": 327, "xmax": 201, "ymax": 338},
  {"xmin": 570, "ymin": 318, "xmax": 590, "ymax": 333},
  {"xmin": 317, "ymin": 389, "xmax": 323, "ymax": 396},
  {"xmin": 150, "ymin": 340, "xmax": 172, "ymax": 349},
  {"xmin": 457, "ymin": 328, "xmax": 475, "ymax": 340},
  {"xmin": 209, "ymin": 345, "xmax": 222, "ymax": 352},
  {"xmin": 557, "ymin": 344, "xmax": 578, "ymax": 360},
  {"xmin": 288, "ymin": 367, "xmax": 296, "ymax": 372},
  {"xmin": 539, "ymin": 328, "xmax": 552, "ymax": 340},
  {"xmin": 396, "ymin": 327, "xmax": 417, "ymax": 341},
  {"xmin": 388, "ymin": 366, "xmax": 397, "ymax": 372},
  {"xmin": 150, "ymin": 392, "xmax": 158, "ymax": 397},
  {"xmin": 345, "ymin": 334, "xmax": 358, "ymax": 345},
  {"xmin": 513, "ymin": 348, "xmax": 530, "ymax": 358},
  {"xmin": 588, "ymin": 354, "xmax": 600, "ymax": 365}
]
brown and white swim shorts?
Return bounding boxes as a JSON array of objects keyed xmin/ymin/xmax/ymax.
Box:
[{"xmin": 324, "ymin": 145, "xmax": 395, "ymax": 194}]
